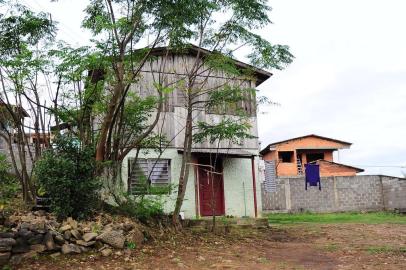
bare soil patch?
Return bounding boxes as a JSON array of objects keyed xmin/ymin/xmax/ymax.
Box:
[{"xmin": 11, "ymin": 223, "xmax": 406, "ymax": 270}]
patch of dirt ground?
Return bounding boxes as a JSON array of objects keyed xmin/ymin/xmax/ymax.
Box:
[{"xmin": 13, "ymin": 223, "xmax": 406, "ymax": 270}]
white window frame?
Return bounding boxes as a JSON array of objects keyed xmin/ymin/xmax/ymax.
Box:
[{"xmin": 128, "ymin": 158, "xmax": 171, "ymax": 195}]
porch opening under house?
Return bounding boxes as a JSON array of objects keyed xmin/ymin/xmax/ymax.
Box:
[{"xmin": 179, "ymin": 149, "xmax": 259, "ymax": 218}]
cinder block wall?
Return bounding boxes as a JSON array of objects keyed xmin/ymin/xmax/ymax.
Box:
[
  {"xmin": 382, "ymin": 176, "xmax": 406, "ymax": 210},
  {"xmin": 262, "ymin": 175, "xmax": 405, "ymax": 213}
]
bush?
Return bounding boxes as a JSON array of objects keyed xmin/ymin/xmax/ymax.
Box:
[
  {"xmin": 108, "ymin": 194, "xmax": 165, "ymax": 223},
  {"xmin": 34, "ymin": 136, "xmax": 100, "ymax": 220},
  {"xmin": 0, "ymin": 154, "xmax": 20, "ymax": 207}
]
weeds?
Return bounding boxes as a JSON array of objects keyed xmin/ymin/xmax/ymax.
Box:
[
  {"xmin": 268, "ymin": 212, "xmax": 406, "ymax": 224},
  {"xmin": 366, "ymin": 246, "xmax": 406, "ymax": 254},
  {"xmin": 323, "ymin": 243, "xmax": 339, "ymax": 252},
  {"xmin": 126, "ymin": 242, "xmax": 136, "ymax": 249}
]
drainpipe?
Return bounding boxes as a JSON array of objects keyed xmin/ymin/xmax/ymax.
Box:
[{"xmin": 251, "ymin": 156, "xmax": 258, "ymax": 218}]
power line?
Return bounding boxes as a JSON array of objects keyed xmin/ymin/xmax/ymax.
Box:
[{"xmin": 354, "ymin": 165, "xmax": 406, "ymax": 168}]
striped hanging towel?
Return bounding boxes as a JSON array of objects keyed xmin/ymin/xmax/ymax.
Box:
[{"xmin": 264, "ymin": 160, "xmax": 277, "ymax": 192}]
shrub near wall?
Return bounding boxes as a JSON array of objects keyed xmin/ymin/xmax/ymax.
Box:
[
  {"xmin": 34, "ymin": 136, "xmax": 100, "ymax": 220},
  {"xmin": 0, "ymin": 154, "xmax": 20, "ymax": 219}
]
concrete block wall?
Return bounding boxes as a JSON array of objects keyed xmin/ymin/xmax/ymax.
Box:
[
  {"xmin": 261, "ymin": 178, "xmax": 286, "ymax": 211},
  {"xmin": 289, "ymin": 177, "xmax": 336, "ymax": 212},
  {"xmin": 262, "ymin": 175, "xmax": 405, "ymax": 213},
  {"xmin": 382, "ymin": 176, "xmax": 406, "ymax": 210},
  {"xmin": 335, "ymin": 176, "xmax": 383, "ymax": 211}
]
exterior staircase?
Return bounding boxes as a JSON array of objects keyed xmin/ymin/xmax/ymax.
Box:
[{"xmin": 297, "ymin": 158, "xmax": 303, "ymax": 175}]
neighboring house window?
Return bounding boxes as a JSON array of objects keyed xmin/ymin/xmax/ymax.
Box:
[
  {"xmin": 306, "ymin": 153, "xmax": 325, "ymax": 163},
  {"xmin": 128, "ymin": 158, "xmax": 171, "ymax": 195},
  {"xmin": 278, "ymin": 151, "xmax": 294, "ymax": 163}
]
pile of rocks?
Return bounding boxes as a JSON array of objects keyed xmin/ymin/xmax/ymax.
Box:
[{"xmin": 0, "ymin": 211, "xmax": 145, "ymax": 266}]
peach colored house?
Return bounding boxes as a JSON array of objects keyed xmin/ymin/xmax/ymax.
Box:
[{"xmin": 260, "ymin": 134, "xmax": 364, "ymax": 177}]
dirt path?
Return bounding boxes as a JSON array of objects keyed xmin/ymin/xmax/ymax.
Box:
[{"xmin": 14, "ymin": 223, "xmax": 406, "ymax": 270}]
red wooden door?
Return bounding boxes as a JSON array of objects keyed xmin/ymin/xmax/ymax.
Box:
[{"xmin": 198, "ymin": 158, "xmax": 225, "ymax": 216}]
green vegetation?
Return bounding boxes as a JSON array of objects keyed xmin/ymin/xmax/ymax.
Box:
[
  {"xmin": 107, "ymin": 194, "xmax": 165, "ymax": 223},
  {"xmin": 366, "ymin": 246, "xmax": 406, "ymax": 254},
  {"xmin": 268, "ymin": 212, "xmax": 406, "ymax": 224},
  {"xmin": 0, "ymin": 154, "xmax": 20, "ymax": 211},
  {"xmin": 321, "ymin": 243, "xmax": 339, "ymax": 252},
  {"xmin": 34, "ymin": 136, "xmax": 100, "ymax": 220},
  {"xmin": 126, "ymin": 242, "xmax": 137, "ymax": 250}
]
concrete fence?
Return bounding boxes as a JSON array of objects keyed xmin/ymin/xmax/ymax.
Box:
[{"xmin": 261, "ymin": 175, "xmax": 406, "ymax": 213}]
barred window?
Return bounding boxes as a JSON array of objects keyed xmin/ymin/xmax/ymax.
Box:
[{"xmin": 128, "ymin": 158, "xmax": 171, "ymax": 195}]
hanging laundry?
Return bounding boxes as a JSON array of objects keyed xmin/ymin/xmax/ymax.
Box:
[
  {"xmin": 264, "ymin": 160, "xmax": 277, "ymax": 192},
  {"xmin": 305, "ymin": 163, "xmax": 321, "ymax": 190}
]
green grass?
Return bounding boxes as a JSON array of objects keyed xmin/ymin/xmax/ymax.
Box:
[
  {"xmin": 267, "ymin": 212, "xmax": 406, "ymax": 224},
  {"xmin": 322, "ymin": 243, "xmax": 339, "ymax": 252},
  {"xmin": 366, "ymin": 246, "xmax": 406, "ymax": 254}
]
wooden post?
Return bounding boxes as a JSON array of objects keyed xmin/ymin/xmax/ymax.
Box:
[{"xmin": 251, "ymin": 156, "xmax": 258, "ymax": 218}]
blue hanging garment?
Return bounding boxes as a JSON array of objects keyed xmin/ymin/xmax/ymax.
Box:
[{"xmin": 305, "ymin": 164, "xmax": 321, "ymax": 190}]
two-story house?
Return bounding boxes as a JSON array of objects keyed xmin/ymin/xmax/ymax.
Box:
[
  {"xmin": 260, "ymin": 134, "xmax": 364, "ymax": 177},
  {"xmin": 122, "ymin": 45, "xmax": 272, "ymax": 219}
]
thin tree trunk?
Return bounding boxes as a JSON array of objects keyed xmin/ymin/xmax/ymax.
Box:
[
  {"xmin": 96, "ymin": 62, "xmax": 125, "ymax": 161},
  {"xmin": 172, "ymin": 104, "xmax": 193, "ymax": 228}
]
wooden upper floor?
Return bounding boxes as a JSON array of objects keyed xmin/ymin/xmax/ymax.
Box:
[{"xmin": 130, "ymin": 46, "xmax": 272, "ymax": 151}]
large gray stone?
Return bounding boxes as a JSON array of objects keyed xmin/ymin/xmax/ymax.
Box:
[
  {"xmin": 126, "ymin": 227, "xmax": 144, "ymax": 247},
  {"xmin": 30, "ymin": 244, "xmax": 46, "ymax": 253},
  {"xmin": 44, "ymin": 232, "xmax": 56, "ymax": 250},
  {"xmin": 82, "ymin": 232, "xmax": 98, "ymax": 242},
  {"xmin": 0, "ymin": 246, "xmax": 11, "ymax": 252},
  {"xmin": 60, "ymin": 225, "xmax": 71, "ymax": 232},
  {"xmin": 13, "ymin": 237, "xmax": 31, "ymax": 253},
  {"xmin": 0, "ymin": 252, "xmax": 11, "ymax": 265},
  {"xmin": 96, "ymin": 230, "xmax": 125, "ymax": 249},
  {"xmin": 76, "ymin": 240, "xmax": 96, "ymax": 247},
  {"xmin": 16, "ymin": 229, "xmax": 33, "ymax": 240},
  {"xmin": 66, "ymin": 217, "xmax": 78, "ymax": 229},
  {"xmin": 101, "ymin": 248, "xmax": 112, "ymax": 257},
  {"xmin": 27, "ymin": 234, "xmax": 44, "ymax": 245},
  {"xmin": 54, "ymin": 234, "xmax": 65, "ymax": 245},
  {"xmin": 9, "ymin": 250, "xmax": 38, "ymax": 265},
  {"xmin": 61, "ymin": 244, "xmax": 81, "ymax": 255},
  {"xmin": 63, "ymin": 230, "xmax": 71, "ymax": 240},
  {"xmin": 19, "ymin": 222, "xmax": 31, "ymax": 230},
  {"xmin": 0, "ymin": 238, "xmax": 16, "ymax": 247},
  {"xmin": 70, "ymin": 229, "xmax": 81, "ymax": 240},
  {"xmin": 0, "ymin": 232, "xmax": 15, "ymax": 238}
]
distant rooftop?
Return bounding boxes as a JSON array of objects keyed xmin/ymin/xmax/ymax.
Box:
[{"xmin": 260, "ymin": 134, "xmax": 352, "ymax": 155}]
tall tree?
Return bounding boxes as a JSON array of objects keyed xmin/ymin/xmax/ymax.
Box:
[
  {"xmin": 155, "ymin": 0, "xmax": 294, "ymax": 226},
  {"xmin": 0, "ymin": 1, "xmax": 56, "ymax": 202}
]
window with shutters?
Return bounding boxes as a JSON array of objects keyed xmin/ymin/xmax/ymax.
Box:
[{"xmin": 128, "ymin": 158, "xmax": 171, "ymax": 195}]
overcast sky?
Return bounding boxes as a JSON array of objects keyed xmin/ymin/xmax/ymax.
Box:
[
  {"xmin": 256, "ymin": 0, "xmax": 406, "ymax": 177},
  {"xmin": 22, "ymin": 0, "xmax": 406, "ymax": 177}
]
